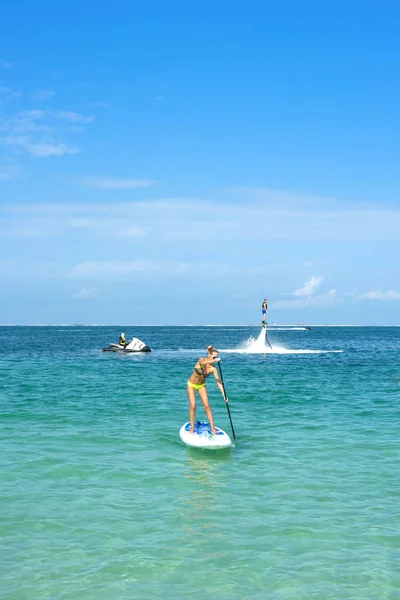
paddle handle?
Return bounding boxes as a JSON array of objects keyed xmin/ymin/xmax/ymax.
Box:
[{"xmin": 218, "ymin": 363, "xmax": 236, "ymax": 439}]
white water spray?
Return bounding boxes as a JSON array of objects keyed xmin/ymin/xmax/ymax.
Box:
[
  {"xmin": 222, "ymin": 326, "xmax": 343, "ymax": 355},
  {"xmin": 244, "ymin": 327, "xmax": 271, "ymax": 352}
]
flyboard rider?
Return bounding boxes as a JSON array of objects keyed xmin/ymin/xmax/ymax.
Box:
[{"xmin": 262, "ymin": 299, "xmax": 268, "ymax": 327}]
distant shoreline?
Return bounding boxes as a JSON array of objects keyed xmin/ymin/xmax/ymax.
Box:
[{"xmin": 0, "ymin": 324, "xmax": 398, "ymax": 328}]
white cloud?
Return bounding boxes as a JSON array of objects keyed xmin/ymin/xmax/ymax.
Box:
[
  {"xmin": 0, "ymin": 165, "xmax": 20, "ymax": 181},
  {"xmin": 274, "ymin": 289, "xmax": 337, "ymax": 309},
  {"xmin": 13, "ymin": 140, "xmax": 79, "ymax": 157},
  {"xmin": 0, "ymin": 260, "xmax": 62, "ymax": 279},
  {"xmin": 118, "ymin": 227, "xmax": 149, "ymax": 237},
  {"xmin": 68, "ymin": 218, "xmax": 92, "ymax": 228},
  {"xmin": 67, "ymin": 260, "xmax": 234, "ymax": 280},
  {"xmin": 91, "ymin": 101, "xmax": 115, "ymax": 110},
  {"xmin": 273, "ymin": 276, "xmax": 336, "ymax": 309},
  {"xmin": 2, "ymin": 187, "xmax": 400, "ymax": 242},
  {"xmin": 302, "ymin": 261, "xmax": 314, "ymax": 268},
  {"xmin": 30, "ymin": 142, "xmax": 78, "ymax": 157},
  {"xmin": 0, "ymin": 86, "xmax": 21, "ymax": 102},
  {"xmin": 72, "ymin": 287, "xmax": 98, "ymax": 299},
  {"xmin": 16, "ymin": 109, "xmax": 46, "ymax": 120},
  {"xmin": 68, "ymin": 260, "xmax": 160, "ymax": 279},
  {"xmin": 56, "ymin": 111, "xmax": 94, "ymax": 123},
  {"xmin": 247, "ymin": 264, "xmax": 278, "ymax": 275},
  {"xmin": 81, "ymin": 177, "xmax": 156, "ymax": 190},
  {"xmin": 226, "ymin": 187, "xmax": 400, "ymax": 242},
  {"xmin": 0, "ymin": 59, "xmax": 11, "ymax": 68},
  {"xmin": 359, "ymin": 290, "xmax": 400, "ymax": 301},
  {"xmin": 6, "ymin": 223, "xmax": 60, "ymax": 238},
  {"xmin": 30, "ymin": 89, "xmax": 56, "ymax": 101},
  {"xmin": 0, "ymin": 107, "xmax": 93, "ymax": 158},
  {"xmin": 293, "ymin": 276, "xmax": 324, "ymax": 297},
  {"xmin": 0, "ymin": 171, "xmax": 12, "ymax": 181},
  {"xmin": 171, "ymin": 262, "xmax": 234, "ymax": 276}
]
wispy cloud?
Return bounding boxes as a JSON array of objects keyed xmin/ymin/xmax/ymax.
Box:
[
  {"xmin": 68, "ymin": 218, "xmax": 92, "ymax": 228},
  {"xmin": 6, "ymin": 223, "xmax": 62, "ymax": 237},
  {"xmin": 0, "ymin": 259, "xmax": 62, "ymax": 279},
  {"xmin": 30, "ymin": 89, "xmax": 56, "ymax": 101},
  {"xmin": 0, "ymin": 108, "xmax": 93, "ymax": 157},
  {"xmin": 273, "ymin": 276, "xmax": 337, "ymax": 309},
  {"xmin": 72, "ymin": 287, "xmax": 99, "ymax": 299},
  {"xmin": 80, "ymin": 177, "xmax": 156, "ymax": 190},
  {"xmin": 118, "ymin": 227, "xmax": 149, "ymax": 237},
  {"xmin": 225, "ymin": 187, "xmax": 400, "ymax": 241},
  {"xmin": 68, "ymin": 260, "xmax": 157, "ymax": 278},
  {"xmin": 359, "ymin": 290, "xmax": 400, "ymax": 301},
  {"xmin": 56, "ymin": 111, "xmax": 95, "ymax": 123},
  {"xmin": 91, "ymin": 101, "xmax": 115, "ymax": 110},
  {"xmin": 293, "ymin": 276, "xmax": 324, "ymax": 297},
  {"xmin": 0, "ymin": 166, "xmax": 18, "ymax": 181},
  {"xmin": 3, "ymin": 187, "xmax": 400, "ymax": 242},
  {"xmin": 5, "ymin": 139, "xmax": 79, "ymax": 157},
  {"xmin": 0, "ymin": 59, "xmax": 11, "ymax": 68},
  {"xmin": 273, "ymin": 289, "xmax": 337, "ymax": 309},
  {"xmin": 68, "ymin": 260, "xmax": 234, "ymax": 280},
  {"xmin": 0, "ymin": 86, "xmax": 21, "ymax": 103},
  {"xmin": 31, "ymin": 142, "xmax": 78, "ymax": 157}
]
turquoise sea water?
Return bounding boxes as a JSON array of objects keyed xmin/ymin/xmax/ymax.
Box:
[{"xmin": 1, "ymin": 326, "xmax": 399, "ymax": 599}]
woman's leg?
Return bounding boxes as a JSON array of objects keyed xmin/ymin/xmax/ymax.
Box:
[
  {"xmin": 198, "ymin": 386, "xmax": 216, "ymax": 434},
  {"xmin": 187, "ymin": 384, "xmax": 197, "ymax": 433}
]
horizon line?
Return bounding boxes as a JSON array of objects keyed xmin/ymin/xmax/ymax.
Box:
[{"xmin": 0, "ymin": 323, "xmax": 399, "ymax": 328}]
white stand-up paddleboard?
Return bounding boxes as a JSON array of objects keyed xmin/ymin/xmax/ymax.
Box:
[{"xmin": 179, "ymin": 421, "xmax": 232, "ymax": 449}]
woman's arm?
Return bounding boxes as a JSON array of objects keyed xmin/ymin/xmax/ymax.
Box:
[
  {"xmin": 212, "ymin": 368, "xmax": 225, "ymax": 396},
  {"xmin": 200, "ymin": 356, "xmax": 221, "ymax": 366}
]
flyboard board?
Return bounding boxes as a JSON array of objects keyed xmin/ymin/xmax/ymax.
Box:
[{"xmin": 179, "ymin": 421, "xmax": 232, "ymax": 449}]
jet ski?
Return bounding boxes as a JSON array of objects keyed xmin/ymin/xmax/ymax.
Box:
[{"xmin": 102, "ymin": 337, "xmax": 151, "ymax": 353}]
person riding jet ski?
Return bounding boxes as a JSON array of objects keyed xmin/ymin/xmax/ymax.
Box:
[
  {"xmin": 119, "ymin": 332, "xmax": 128, "ymax": 347},
  {"xmin": 103, "ymin": 334, "xmax": 151, "ymax": 353}
]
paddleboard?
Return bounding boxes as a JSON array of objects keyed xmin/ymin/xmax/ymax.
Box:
[{"xmin": 179, "ymin": 421, "xmax": 232, "ymax": 449}]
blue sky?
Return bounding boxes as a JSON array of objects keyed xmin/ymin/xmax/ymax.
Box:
[{"xmin": 1, "ymin": 0, "xmax": 399, "ymax": 325}]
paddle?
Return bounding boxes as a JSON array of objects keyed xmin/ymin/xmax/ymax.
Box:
[{"xmin": 217, "ymin": 362, "xmax": 236, "ymax": 439}]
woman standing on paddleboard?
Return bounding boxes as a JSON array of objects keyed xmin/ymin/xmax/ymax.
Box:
[{"xmin": 187, "ymin": 345, "xmax": 225, "ymax": 435}]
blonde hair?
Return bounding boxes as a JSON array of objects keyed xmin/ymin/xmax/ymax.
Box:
[{"xmin": 207, "ymin": 345, "xmax": 219, "ymax": 355}]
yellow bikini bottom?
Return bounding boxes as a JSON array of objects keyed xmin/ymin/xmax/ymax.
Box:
[{"xmin": 187, "ymin": 380, "xmax": 206, "ymax": 390}]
